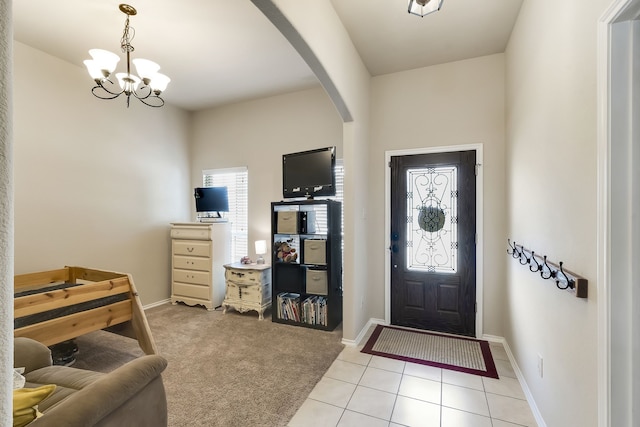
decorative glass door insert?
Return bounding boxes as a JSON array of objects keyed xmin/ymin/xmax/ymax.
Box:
[{"xmin": 405, "ymin": 166, "xmax": 458, "ymax": 273}]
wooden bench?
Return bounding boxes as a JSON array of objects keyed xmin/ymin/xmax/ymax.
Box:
[{"xmin": 14, "ymin": 266, "xmax": 157, "ymax": 355}]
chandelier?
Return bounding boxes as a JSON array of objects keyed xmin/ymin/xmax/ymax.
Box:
[
  {"xmin": 408, "ymin": 0, "xmax": 444, "ymax": 17},
  {"xmin": 84, "ymin": 4, "xmax": 170, "ymax": 108}
]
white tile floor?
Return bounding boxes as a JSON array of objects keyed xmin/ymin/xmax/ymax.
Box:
[{"xmin": 288, "ymin": 330, "xmax": 538, "ymax": 427}]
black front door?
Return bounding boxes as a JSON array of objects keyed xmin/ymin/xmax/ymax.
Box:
[{"xmin": 390, "ymin": 150, "xmax": 477, "ymax": 337}]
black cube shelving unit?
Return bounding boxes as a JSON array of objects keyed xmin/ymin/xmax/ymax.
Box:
[{"xmin": 271, "ymin": 199, "xmax": 342, "ymax": 331}]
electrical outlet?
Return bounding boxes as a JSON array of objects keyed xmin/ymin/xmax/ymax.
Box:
[{"xmin": 537, "ymin": 354, "xmax": 544, "ymax": 378}]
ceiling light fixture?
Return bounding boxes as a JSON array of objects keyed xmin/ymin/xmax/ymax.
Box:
[
  {"xmin": 408, "ymin": 0, "xmax": 444, "ymax": 17},
  {"xmin": 84, "ymin": 4, "xmax": 170, "ymax": 108}
]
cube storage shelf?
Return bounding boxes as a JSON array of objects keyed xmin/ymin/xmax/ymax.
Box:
[{"xmin": 271, "ymin": 199, "xmax": 342, "ymax": 331}]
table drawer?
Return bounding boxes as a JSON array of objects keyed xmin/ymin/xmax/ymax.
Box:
[
  {"xmin": 225, "ymin": 282, "xmax": 241, "ymax": 301},
  {"xmin": 172, "ymin": 282, "xmax": 210, "ymax": 300},
  {"xmin": 226, "ymin": 281, "xmax": 271, "ymax": 304},
  {"xmin": 173, "ymin": 269, "xmax": 211, "ymax": 286},
  {"xmin": 173, "ymin": 241, "xmax": 211, "ymax": 257},
  {"xmin": 238, "ymin": 283, "xmax": 263, "ymax": 304},
  {"xmin": 225, "ymin": 268, "xmax": 269, "ymax": 286}
]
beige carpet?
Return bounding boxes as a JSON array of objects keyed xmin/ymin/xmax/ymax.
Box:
[{"xmin": 72, "ymin": 303, "xmax": 344, "ymax": 427}]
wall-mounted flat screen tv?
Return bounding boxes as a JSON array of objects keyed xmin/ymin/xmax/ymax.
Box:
[
  {"xmin": 194, "ymin": 186, "xmax": 229, "ymax": 218},
  {"xmin": 283, "ymin": 146, "xmax": 336, "ymax": 199}
]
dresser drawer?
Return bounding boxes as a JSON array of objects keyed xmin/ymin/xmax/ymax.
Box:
[
  {"xmin": 173, "ymin": 269, "xmax": 211, "ymax": 286},
  {"xmin": 172, "ymin": 282, "xmax": 210, "ymax": 300},
  {"xmin": 225, "ymin": 268, "xmax": 269, "ymax": 286},
  {"xmin": 173, "ymin": 255, "xmax": 211, "ymax": 272},
  {"xmin": 173, "ymin": 240, "xmax": 211, "ymax": 258},
  {"xmin": 170, "ymin": 227, "xmax": 212, "ymax": 240}
]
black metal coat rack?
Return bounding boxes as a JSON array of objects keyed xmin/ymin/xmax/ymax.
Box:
[{"xmin": 507, "ymin": 239, "xmax": 588, "ymax": 298}]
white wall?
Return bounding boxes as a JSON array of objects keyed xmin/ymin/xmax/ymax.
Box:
[
  {"xmin": 505, "ymin": 0, "xmax": 609, "ymax": 425},
  {"xmin": 369, "ymin": 54, "xmax": 507, "ymax": 335},
  {"xmin": 13, "ymin": 42, "xmax": 192, "ymax": 305},
  {"xmin": 190, "ymin": 87, "xmax": 343, "ymax": 258}
]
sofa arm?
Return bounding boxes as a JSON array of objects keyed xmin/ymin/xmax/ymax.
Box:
[
  {"xmin": 14, "ymin": 338, "xmax": 53, "ymax": 373},
  {"xmin": 32, "ymin": 355, "xmax": 168, "ymax": 427}
]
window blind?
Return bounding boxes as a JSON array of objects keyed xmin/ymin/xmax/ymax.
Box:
[
  {"xmin": 311, "ymin": 160, "xmax": 344, "ymax": 251},
  {"xmin": 203, "ymin": 167, "xmax": 248, "ymax": 261}
]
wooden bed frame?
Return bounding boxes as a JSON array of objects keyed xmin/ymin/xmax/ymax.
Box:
[{"xmin": 14, "ymin": 266, "xmax": 157, "ymax": 355}]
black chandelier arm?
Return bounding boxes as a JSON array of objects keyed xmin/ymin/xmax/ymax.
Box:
[
  {"xmin": 94, "ymin": 79, "xmax": 126, "ymax": 97},
  {"xmin": 130, "ymin": 85, "xmax": 164, "ymax": 107},
  {"xmin": 91, "ymin": 82, "xmax": 164, "ymax": 107},
  {"xmin": 131, "ymin": 84, "xmax": 153, "ymax": 100},
  {"xmin": 137, "ymin": 94, "xmax": 165, "ymax": 108},
  {"xmin": 91, "ymin": 85, "xmax": 123, "ymax": 100}
]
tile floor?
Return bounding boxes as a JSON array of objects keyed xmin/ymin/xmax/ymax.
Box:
[{"xmin": 288, "ymin": 330, "xmax": 538, "ymax": 427}]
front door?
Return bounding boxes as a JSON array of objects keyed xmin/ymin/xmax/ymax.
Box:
[{"xmin": 390, "ymin": 150, "xmax": 476, "ymax": 337}]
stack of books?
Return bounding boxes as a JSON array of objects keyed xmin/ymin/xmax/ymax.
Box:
[
  {"xmin": 277, "ymin": 293, "xmax": 301, "ymax": 321},
  {"xmin": 302, "ymin": 296, "xmax": 327, "ymax": 326}
]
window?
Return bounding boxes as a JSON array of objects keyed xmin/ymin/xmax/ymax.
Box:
[
  {"xmin": 335, "ymin": 159, "xmax": 344, "ymax": 235},
  {"xmin": 203, "ymin": 167, "xmax": 248, "ymax": 261},
  {"xmin": 313, "ymin": 160, "xmax": 344, "ymax": 263}
]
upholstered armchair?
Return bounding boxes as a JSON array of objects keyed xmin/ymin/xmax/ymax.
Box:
[{"xmin": 13, "ymin": 337, "xmax": 168, "ymax": 427}]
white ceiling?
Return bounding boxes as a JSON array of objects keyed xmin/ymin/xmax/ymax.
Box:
[{"xmin": 12, "ymin": 0, "xmax": 523, "ymax": 112}]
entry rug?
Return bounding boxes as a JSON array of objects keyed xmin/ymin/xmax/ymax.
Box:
[{"xmin": 361, "ymin": 325, "xmax": 499, "ymax": 379}]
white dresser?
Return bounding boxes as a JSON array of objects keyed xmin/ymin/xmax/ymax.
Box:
[
  {"xmin": 223, "ymin": 263, "xmax": 271, "ymax": 320},
  {"xmin": 170, "ymin": 222, "xmax": 231, "ymax": 310}
]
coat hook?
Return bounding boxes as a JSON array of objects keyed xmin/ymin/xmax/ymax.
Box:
[
  {"xmin": 540, "ymin": 255, "xmax": 553, "ymax": 280},
  {"xmin": 529, "ymin": 251, "xmax": 541, "ymax": 272},
  {"xmin": 507, "ymin": 239, "xmax": 516, "ymax": 255},
  {"xmin": 555, "ymin": 261, "xmax": 573, "ymax": 290},
  {"xmin": 508, "ymin": 239, "xmax": 520, "ymax": 258},
  {"xmin": 519, "ymin": 248, "xmax": 529, "ymax": 265},
  {"xmin": 514, "ymin": 242, "xmax": 523, "ymax": 259}
]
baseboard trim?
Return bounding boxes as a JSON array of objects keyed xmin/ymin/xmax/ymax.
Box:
[
  {"xmin": 143, "ymin": 298, "xmax": 171, "ymax": 310},
  {"xmin": 482, "ymin": 334, "xmax": 547, "ymax": 427},
  {"xmin": 342, "ymin": 318, "xmax": 386, "ymax": 347}
]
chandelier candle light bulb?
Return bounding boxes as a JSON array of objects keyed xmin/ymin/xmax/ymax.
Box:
[{"xmin": 84, "ymin": 4, "xmax": 170, "ymax": 107}]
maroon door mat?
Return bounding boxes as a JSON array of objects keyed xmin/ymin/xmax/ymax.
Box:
[{"xmin": 361, "ymin": 325, "xmax": 499, "ymax": 379}]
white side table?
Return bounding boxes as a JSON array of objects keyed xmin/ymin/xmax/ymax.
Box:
[{"xmin": 223, "ymin": 263, "xmax": 272, "ymax": 320}]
